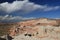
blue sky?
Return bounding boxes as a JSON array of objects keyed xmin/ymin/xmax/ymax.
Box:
[
  {"xmin": 0, "ymin": 0, "xmax": 60, "ymax": 6},
  {"xmin": 30, "ymin": 0, "xmax": 60, "ymax": 6},
  {"xmin": 0, "ymin": 0, "xmax": 60, "ymax": 22}
]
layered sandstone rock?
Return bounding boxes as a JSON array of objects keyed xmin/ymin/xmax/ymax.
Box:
[{"xmin": 8, "ymin": 18, "xmax": 60, "ymax": 40}]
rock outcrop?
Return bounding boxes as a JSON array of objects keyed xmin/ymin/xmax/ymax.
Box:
[
  {"xmin": 8, "ymin": 18, "xmax": 60, "ymax": 40},
  {"xmin": 0, "ymin": 18, "xmax": 60, "ymax": 40}
]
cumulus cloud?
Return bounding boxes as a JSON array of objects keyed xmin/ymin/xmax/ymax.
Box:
[
  {"xmin": 0, "ymin": 0, "xmax": 60, "ymax": 22},
  {"xmin": 0, "ymin": 0, "xmax": 40, "ymax": 13},
  {"xmin": 0, "ymin": 0, "xmax": 60, "ymax": 13},
  {"xmin": 0, "ymin": 15, "xmax": 36, "ymax": 21}
]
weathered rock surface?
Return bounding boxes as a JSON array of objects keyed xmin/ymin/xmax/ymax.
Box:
[
  {"xmin": 9, "ymin": 18, "xmax": 60, "ymax": 40},
  {"xmin": 1, "ymin": 18, "xmax": 60, "ymax": 40}
]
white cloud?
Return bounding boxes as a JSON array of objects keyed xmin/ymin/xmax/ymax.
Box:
[
  {"xmin": 0, "ymin": 0, "xmax": 40, "ymax": 13},
  {"xmin": 0, "ymin": 0, "xmax": 60, "ymax": 22},
  {"xmin": 0, "ymin": 0, "xmax": 60, "ymax": 13},
  {"xmin": 0, "ymin": 15, "xmax": 36, "ymax": 21},
  {"xmin": 44, "ymin": 6, "xmax": 60, "ymax": 11}
]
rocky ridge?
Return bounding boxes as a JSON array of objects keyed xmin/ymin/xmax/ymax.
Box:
[
  {"xmin": 0, "ymin": 18, "xmax": 60, "ymax": 40},
  {"xmin": 9, "ymin": 18, "xmax": 60, "ymax": 40}
]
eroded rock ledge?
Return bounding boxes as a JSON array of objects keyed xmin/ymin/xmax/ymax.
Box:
[{"xmin": 8, "ymin": 18, "xmax": 60, "ymax": 40}]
